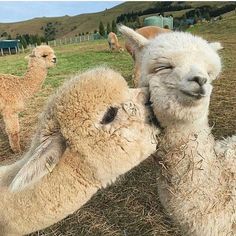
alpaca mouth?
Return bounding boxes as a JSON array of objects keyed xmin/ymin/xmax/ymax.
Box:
[
  {"xmin": 180, "ymin": 88, "xmax": 206, "ymax": 99},
  {"xmin": 146, "ymin": 102, "xmax": 161, "ymax": 128},
  {"xmin": 149, "ymin": 113, "xmax": 161, "ymax": 128}
]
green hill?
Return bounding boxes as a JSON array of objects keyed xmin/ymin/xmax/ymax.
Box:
[
  {"xmin": 0, "ymin": 1, "xmax": 234, "ymax": 39},
  {"xmin": 0, "ymin": 2, "xmax": 155, "ymax": 39}
]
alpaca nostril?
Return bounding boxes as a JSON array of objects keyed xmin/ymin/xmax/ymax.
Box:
[
  {"xmin": 53, "ymin": 58, "xmax": 57, "ymax": 63},
  {"xmin": 189, "ymin": 76, "xmax": 207, "ymax": 86}
]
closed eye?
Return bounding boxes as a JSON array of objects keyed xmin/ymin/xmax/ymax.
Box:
[
  {"xmin": 154, "ymin": 65, "xmax": 173, "ymax": 73},
  {"xmin": 42, "ymin": 54, "xmax": 48, "ymax": 58},
  {"xmin": 100, "ymin": 107, "xmax": 118, "ymax": 125}
]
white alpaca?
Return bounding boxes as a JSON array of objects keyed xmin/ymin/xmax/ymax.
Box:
[
  {"xmin": 0, "ymin": 67, "xmax": 159, "ymax": 236},
  {"xmin": 119, "ymin": 25, "xmax": 236, "ymax": 236}
]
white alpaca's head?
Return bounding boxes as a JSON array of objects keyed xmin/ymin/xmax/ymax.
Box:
[{"xmin": 119, "ymin": 25, "xmax": 222, "ymax": 126}]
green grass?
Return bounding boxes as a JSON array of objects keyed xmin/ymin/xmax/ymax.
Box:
[
  {"xmin": 187, "ymin": 13, "xmax": 236, "ymax": 38},
  {"xmin": 0, "ymin": 39, "xmax": 134, "ymax": 90},
  {"xmin": 0, "ymin": 13, "xmax": 236, "ymax": 236}
]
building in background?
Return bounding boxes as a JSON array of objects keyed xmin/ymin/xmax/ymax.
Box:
[
  {"xmin": 0, "ymin": 40, "xmax": 20, "ymax": 55},
  {"xmin": 144, "ymin": 16, "xmax": 173, "ymax": 29}
]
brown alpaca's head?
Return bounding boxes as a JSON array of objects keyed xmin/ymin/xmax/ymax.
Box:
[{"xmin": 29, "ymin": 45, "xmax": 56, "ymax": 68}]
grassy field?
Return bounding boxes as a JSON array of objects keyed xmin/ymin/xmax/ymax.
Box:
[{"xmin": 0, "ymin": 14, "xmax": 236, "ymax": 235}]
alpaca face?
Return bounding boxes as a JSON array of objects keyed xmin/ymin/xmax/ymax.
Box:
[
  {"xmin": 55, "ymin": 68, "xmax": 159, "ymax": 180},
  {"xmin": 141, "ymin": 32, "xmax": 222, "ymax": 125},
  {"xmin": 31, "ymin": 45, "xmax": 56, "ymax": 68},
  {"xmin": 118, "ymin": 25, "xmax": 223, "ymax": 125},
  {"xmin": 8, "ymin": 68, "xmax": 160, "ymax": 192}
]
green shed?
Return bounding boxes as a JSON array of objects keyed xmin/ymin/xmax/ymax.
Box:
[
  {"xmin": 144, "ymin": 16, "xmax": 173, "ymax": 29},
  {"xmin": 0, "ymin": 40, "xmax": 20, "ymax": 55}
]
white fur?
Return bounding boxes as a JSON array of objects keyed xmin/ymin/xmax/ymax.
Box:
[{"xmin": 119, "ymin": 25, "xmax": 235, "ymax": 236}]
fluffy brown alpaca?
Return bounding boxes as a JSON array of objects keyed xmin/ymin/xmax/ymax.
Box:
[
  {"xmin": 0, "ymin": 67, "xmax": 158, "ymax": 235},
  {"xmin": 0, "ymin": 45, "xmax": 56, "ymax": 153},
  {"xmin": 107, "ymin": 32, "xmax": 124, "ymax": 51}
]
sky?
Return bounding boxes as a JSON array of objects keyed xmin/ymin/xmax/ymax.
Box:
[{"xmin": 0, "ymin": 1, "xmax": 123, "ymax": 23}]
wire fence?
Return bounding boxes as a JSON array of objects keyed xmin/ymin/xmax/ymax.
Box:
[
  {"xmin": 0, "ymin": 34, "xmax": 106, "ymax": 56},
  {"xmin": 47, "ymin": 34, "xmax": 97, "ymax": 47}
]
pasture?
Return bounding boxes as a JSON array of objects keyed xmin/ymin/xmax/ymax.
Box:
[{"xmin": 0, "ymin": 16, "xmax": 235, "ymax": 235}]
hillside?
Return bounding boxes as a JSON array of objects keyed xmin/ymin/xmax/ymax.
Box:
[
  {"xmin": 0, "ymin": 2, "xmax": 155, "ymax": 39},
  {"xmin": 188, "ymin": 11, "xmax": 236, "ymax": 39},
  {"xmin": 0, "ymin": 1, "xmax": 234, "ymax": 40}
]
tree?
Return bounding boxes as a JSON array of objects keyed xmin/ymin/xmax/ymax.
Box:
[
  {"xmin": 205, "ymin": 12, "xmax": 211, "ymax": 21},
  {"xmin": 44, "ymin": 22, "xmax": 56, "ymax": 42},
  {"xmin": 123, "ymin": 16, "xmax": 128, "ymax": 26},
  {"xmin": 112, "ymin": 20, "xmax": 117, "ymax": 34},
  {"xmin": 135, "ymin": 17, "xmax": 141, "ymax": 28},
  {"xmin": 106, "ymin": 22, "xmax": 111, "ymax": 34},
  {"xmin": 34, "ymin": 35, "xmax": 42, "ymax": 45},
  {"xmin": 19, "ymin": 35, "xmax": 27, "ymax": 48},
  {"xmin": 99, "ymin": 21, "xmax": 105, "ymax": 36},
  {"xmin": 194, "ymin": 14, "xmax": 200, "ymax": 24},
  {"xmin": 1, "ymin": 32, "xmax": 8, "ymax": 37}
]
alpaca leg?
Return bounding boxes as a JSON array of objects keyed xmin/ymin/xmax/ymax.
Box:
[{"xmin": 2, "ymin": 112, "xmax": 21, "ymax": 153}]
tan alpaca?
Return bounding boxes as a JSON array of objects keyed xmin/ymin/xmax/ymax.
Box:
[
  {"xmin": 124, "ymin": 26, "xmax": 170, "ymax": 87},
  {"xmin": 119, "ymin": 25, "xmax": 236, "ymax": 236},
  {"xmin": 0, "ymin": 45, "xmax": 56, "ymax": 153},
  {"xmin": 0, "ymin": 67, "xmax": 159, "ymax": 236},
  {"xmin": 107, "ymin": 32, "xmax": 123, "ymax": 51}
]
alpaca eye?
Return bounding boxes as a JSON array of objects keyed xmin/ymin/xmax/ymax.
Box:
[
  {"xmin": 42, "ymin": 54, "xmax": 47, "ymax": 58},
  {"xmin": 154, "ymin": 65, "xmax": 173, "ymax": 73},
  {"xmin": 101, "ymin": 107, "xmax": 118, "ymax": 124}
]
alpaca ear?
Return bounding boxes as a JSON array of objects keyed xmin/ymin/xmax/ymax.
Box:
[
  {"xmin": 118, "ymin": 24, "xmax": 149, "ymax": 50},
  {"xmin": 209, "ymin": 42, "xmax": 224, "ymax": 51},
  {"xmin": 24, "ymin": 53, "xmax": 36, "ymax": 60},
  {"xmin": 9, "ymin": 134, "xmax": 66, "ymax": 192}
]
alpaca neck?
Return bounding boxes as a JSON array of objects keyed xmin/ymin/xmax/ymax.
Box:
[
  {"xmin": 157, "ymin": 116, "xmax": 216, "ymax": 183},
  {"xmin": 22, "ymin": 59, "xmax": 48, "ymax": 99},
  {"xmin": 164, "ymin": 117, "xmax": 211, "ymax": 146},
  {"xmin": 0, "ymin": 151, "xmax": 100, "ymax": 235}
]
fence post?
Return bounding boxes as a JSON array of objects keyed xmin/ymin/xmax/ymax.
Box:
[
  {"xmin": 0, "ymin": 48, "xmax": 3, "ymax": 56},
  {"xmin": 8, "ymin": 48, "xmax": 11, "ymax": 55}
]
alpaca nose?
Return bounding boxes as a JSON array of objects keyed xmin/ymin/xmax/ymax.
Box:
[
  {"xmin": 53, "ymin": 57, "xmax": 57, "ymax": 63},
  {"xmin": 188, "ymin": 76, "xmax": 207, "ymax": 86}
]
